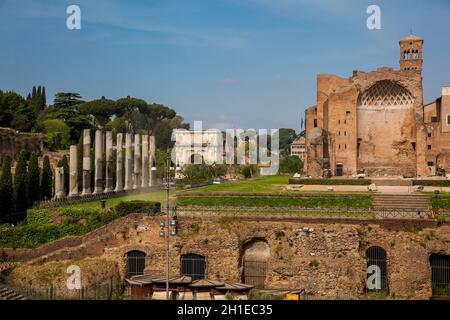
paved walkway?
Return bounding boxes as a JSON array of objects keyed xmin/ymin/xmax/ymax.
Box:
[{"xmin": 288, "ymin": 185, "xmax": 450, "ymax": 194}]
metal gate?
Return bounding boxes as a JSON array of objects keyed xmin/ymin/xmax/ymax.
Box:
[
  {"xmin": 430, "ymin": 254, "xmax": 450, "ymax": 299},
  {"xmin": 366, "ymin": 246, "xmax": 388, "ymax": 292},
  {"xmin": 243, "ymin": 260, "xmax": 267, "ymax": 289},
  {"xmin": 181, "ymin": 254, "xmax": 206, "ymax": 281},
  {"xmin": 126, "ymin": 251, "xmax": 146, "ymax": 278}
]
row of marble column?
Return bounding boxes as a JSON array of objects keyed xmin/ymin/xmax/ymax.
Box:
[{"xmin": 55, "ymin": 129, "xmax": 156, "ymax": 199}]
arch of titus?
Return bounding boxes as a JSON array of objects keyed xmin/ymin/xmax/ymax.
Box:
[{"xmin": 54, "ymin": 129, "xmax": 156, "ymax": 199}]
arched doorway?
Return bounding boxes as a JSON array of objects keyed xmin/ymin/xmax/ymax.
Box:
[
  {"xmin": 126, "ymin": 250, "xmax": 146, "ymax": 278},
  {"xmin": 366, "ymin": 246, "xmax": 388, "ymax": 292},
  {"xmin": 430, "ymin": 254, "xmax": 450, "ymax": 299},
  {"xmin": 241, "ymin": 239, "xmax": 270, "ymax": 288},
  {"xmin": 180, "ymin": 254, "xmax": 206, "ymax": 280}
]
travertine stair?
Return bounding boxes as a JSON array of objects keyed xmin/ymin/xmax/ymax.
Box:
[
  {"xmin": 0, "ymin": 286, "xmax": 28, "ymax": 300},
  {"xmin": 373, "ymin": 194, "xmax": 431, "ymax": 210}
]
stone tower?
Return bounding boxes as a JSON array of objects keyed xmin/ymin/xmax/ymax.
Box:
[{"xmin": 399, "ymin": 34, "xmax": 424, "ymax": 72}]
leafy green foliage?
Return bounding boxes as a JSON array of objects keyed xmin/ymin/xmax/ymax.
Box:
[
  {"xmin": 40, "ymin": 156, "xmax": 53, "ymax": 200},
  {"xmin": 279, "ymin": 128, "xmax": 298, "ymax": 157},
  {"xmin": 53, "ymin": 92, "xmax": 84, "ymax": 109},
  {"xmin": 0, "ymin": 156, "xmax": 14, "ymax": 223},
  {"xmin": 13, "ymin": 150, "xmax": 29, "ymax": 214},
  {"xmin": 0, "ymin": 200, "xmax": 161, "ymax": 249},
  {"xmin": 179, "ymin": 164, "xmax": 228, "ymax": 184},
  {"xmin": 37, "ymin": 119, "xmax": 71, "ymax": 150},
  {"xmin": 280, "ymin": 156, "xmax": 303, "ymax": 174},
  {"xmin": 413, "ymin": 180, "xmax": 450, "ymax": 187},
  {"xmin": 241, "ymin": 165, "xmax": 258, "ymax": 178},
  {"xmin": 26, "ymin": 209, "xmax": 52, "ymax": 225},
  {"xmin": 0, "ymin": 91, "xmax": 36, "ymax": 132},
  {"xmin": 27, "ymin": 152, "xmax": 41, "ymax": 206},
  {"xmin": 78, "ymin": 97, "xmax": 117, "ymax": 126},
  {"xmin": 431, "ymin": 198, "xmax": 450, "ymax": 210},
  {"xmin": 113, "ymin": 201, "xmax": 161, "ymax": 216}
]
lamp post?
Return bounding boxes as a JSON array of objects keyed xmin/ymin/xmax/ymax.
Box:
[
  {"xmin": 165, "ymin": 155, "xmax": 171, "ymax": 300},
  {"xmin": 159, "ymin": 150, "xmax": 178, "ymax": 300}
]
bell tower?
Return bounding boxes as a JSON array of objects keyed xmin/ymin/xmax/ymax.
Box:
[{"xmin": 399, "ymin": 34, "xmax": 424, "ymax": 72}]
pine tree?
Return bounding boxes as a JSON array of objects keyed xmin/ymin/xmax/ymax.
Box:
[
  {"xmin": 27, "ymin": 152, "xmax": 41, "ymax": 206},
  {"xmin": 13, "ymin": 151, "xmax": 29, "ymax": 220},
  {"xmin": 58, "ymin": 155, "xmax": 70, "ymax": 195},
  {"xmin": 0, "ymin": 156, "xmax": 14, "ymax": 223},
  {"xmin": 40, "ymin": 156, "xmax": 53, "ymax": 200}
]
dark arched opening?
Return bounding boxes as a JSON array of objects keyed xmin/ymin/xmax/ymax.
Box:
[
  {"xmin": 181, "ymin": 254, "xmax": 206, "ymax": 280},
  {"xmin": 126, "ymin": 250, "xmax": 146, "ymax": 278}
]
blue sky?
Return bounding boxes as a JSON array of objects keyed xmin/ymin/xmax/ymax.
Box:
[{"xmin": 1, "ymin": 0, "xmax": 449, "ymax": 130}]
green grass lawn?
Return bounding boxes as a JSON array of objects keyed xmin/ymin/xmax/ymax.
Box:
[
  {"xmin": 57, "ymin": 190, "xmax": 173, "ymax": 211},
  {"xmin": 176, "ymin": 195, "xmax": 372, "ymax": 208},
  {"xmin": 184, "ymin": 176, "xmax": 290, "ymax": 193}
]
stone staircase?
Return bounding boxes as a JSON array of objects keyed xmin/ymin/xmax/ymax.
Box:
[
  {"xmin": 0, "ymin": 286, "xmax": 28, "ymax": 300},
  {"xmin": 373, "ymin": 194, "xmax": 431, "ymax": 210}
]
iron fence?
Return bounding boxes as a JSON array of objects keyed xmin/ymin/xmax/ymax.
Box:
[
  {"xmin": 6, "ymin": 276, "xmax": 120, "ymax": 300},
  {"xmin": 430, "ymin": 254, "xmax": 450, "ymax": 300},
  {"xmin": 243, "ymin": 260, "xmax": 267, "ymax": 289},
  {"xmin": 181, "ymin": 254, "xmax": 206, "ymax": 281},
  {"xmin": 176, "ymin": 206, "xmax": 435, "ymax": 220},
  {"xmin": 33, "ymin": 186, "xmax": 161, "ymax": 209}
]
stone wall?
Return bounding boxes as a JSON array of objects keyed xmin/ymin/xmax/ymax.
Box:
[
  {"xmin": 0, "ymin": 127, "xmax": 43, "ymax": 162},
  {"xmin": 5, "ymin": 214, "xmax": 450, "ymax": 299}
]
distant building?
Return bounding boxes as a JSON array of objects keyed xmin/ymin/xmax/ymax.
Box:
[
  {"xmin": 290, "ymin": 138, "xmax": 306, "ymax": 161},
  {"xmin": 304, "ymin": 34, "xmax": 450, "ymax": 178}
]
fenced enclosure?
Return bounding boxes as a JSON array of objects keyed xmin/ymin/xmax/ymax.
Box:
[
  {"xmin": 243, "ymin": 260, "xmax": 267, "ymax": 289},
  {"xmin": 366, "ymin": 246, "xmax": 388, "ymax": 293},
  {"xmin": 176, "ymin": 206, "xmax": 436, "ymax": 220},
  {"xmin": 180, "ymin": 254, "xmax": 206, "ymax": 281},
  {"xmin": 126, "ymin": 250, "xmax": 147, "ymax": 278},
  {"xmin": 6, "ymin": 276, "xmax": 121, "ymax": 300},
  {"xmin": 430, "ymin": 254, "xmax": 450, "ymax": 300}
]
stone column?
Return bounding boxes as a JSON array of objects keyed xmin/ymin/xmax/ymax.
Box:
[
  {"xmin": 115, "ymin": 133, "xmax": 124, "ymax": 192},
  {"xmin": 54, "ymin": 167, "xmax": 65, "ymax": 199},
  {"xmin": 93, "ymin": 130, "xmax": 104, "ymax": 195},
  {"xmin": 104, "ymin": 131, "xmax": 114, "ymax": 193},
  {"xmin": 141, "ymin": 135, "xmax": 149, "ymax": 188},
  {"xmin": 124, "ymin": 133, "xmax": 133, "ymax": 191},
  {"xmin": 149, "ymin": 136, "xmax": 156, "ymax": 187},
  {"xmin": 133, "ymin": 134, "xmax": 141, "ymax": 190},
  {"xmin": 69, "ymin": 145, "xmax": 78, "ymax": 197},
  {"xmin": 82, "ymin": 129, "xmax": 92, "ymax": 196}
]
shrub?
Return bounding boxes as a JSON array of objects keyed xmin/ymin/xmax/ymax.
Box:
[
  {"xmin": 113, "ymin": 201, "xmax": 161, "ymax": 216},
  {"xmin": 289, "ymin": 178, "xmax": 372, "ymax": 186},
  {"xmin": 26, "ymin": 209, "xmax": 52, "ymax": 225},
  {"xmin": 413, "ymin": 180, "xmax": 450, "ymax": 187}
]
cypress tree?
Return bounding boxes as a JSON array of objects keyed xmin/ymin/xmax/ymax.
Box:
[
  {"xmin": 37, "ymin": 86, "xmax": 42, "ymax": 99},
  {"xmin": 57, "ymin": 155, "xmax": 70, "ymax": 195},
  {"xmin": 13, "ymin": 151, "xmax": 29, "ymax": 219},
  {"xmin": 40, "ymin": 156, "xmax": 53, "ymax": 200},
  {"xmin": 0, "ymin": 156, "xmax": 13, "ymax": 224},
  {"xmin": 31, "ymin": 86, "xmax": 36, "ymax": 100},
  {"xmin": 42, "ymin": 86, "xmax": 47, "ymax": 107},
  {"xmin": 26, "ymin": 93, "xmax": 31, "ymax": 101},
  {"xmin": 77, "ymin": 135, "xmax": 83, "ymax": 192},
  {"xmin": 27, "ymin": 152, "xmax": 41, "ymax": 206}
]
